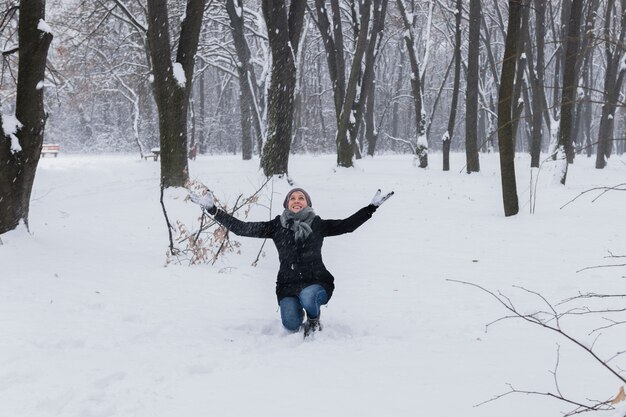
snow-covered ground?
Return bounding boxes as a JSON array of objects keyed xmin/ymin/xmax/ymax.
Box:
[{"xmin": 1, "ymin": 153, "xmax": 625, "ymax": 417}]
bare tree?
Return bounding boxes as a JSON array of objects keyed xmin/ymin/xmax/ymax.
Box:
[
  {"xmin": 146, "ymin": 0, "xmax": 206, "ymax": 187},
  {"xmin": 313, "ymin": 0, "xmax": 387, "ymax": 168},
  {"xmin": 497, "ymin": 0, "xmax": 522, "ymax": 217},
  {"xmin": 466, "ymin": 0, "xmax": 481, "ymax": 173},
  {"xmin": 225, "ymin": 0, "xmax": 264, "ymax": 160},
  {"xmin": 596, "ymin": 0, "xmax": 626, "ymax": 169},
  {"xmin": 259, "ymin": 0, "xmax": 306, "ymax": 177},
  {"xmin": 0, "ymin": 0, "xmax": 53, "ymax": 234},
  {"xmin": 556, "ymin": 0, "xmax": 583, "ymax": 184},
  {"xmin": 396, "ymin": 0, "xmax": 430, "ymax": 168},
  {"xmin": 443, "ymin": 0, "xmax": 462, "ymax": 172}
]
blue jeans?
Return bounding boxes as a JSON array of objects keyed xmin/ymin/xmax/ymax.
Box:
[{"xmin": 279, "ymin": 284, "xmax": 329, "ymax": 331}]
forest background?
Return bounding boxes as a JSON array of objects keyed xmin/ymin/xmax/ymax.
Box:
[{"xmin": 3, "ymin": 0, "xmax": 626, "ymax": 187}]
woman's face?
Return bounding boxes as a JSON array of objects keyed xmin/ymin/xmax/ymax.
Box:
[{"xmin": 288, "ymin": 191, "xmax": 308, "ymax": 213}]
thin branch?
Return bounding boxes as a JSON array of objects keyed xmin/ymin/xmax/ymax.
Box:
[
  {"xmin": 560, "ymin": 183, "xmax": 626, "ymax": 210},
  {"xmin": 448, "ymin": 279, "xmax": 626, "ymax": 385}
]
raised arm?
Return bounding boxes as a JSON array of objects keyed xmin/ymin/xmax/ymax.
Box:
[
  {"xmin": 189, "ymin": 191, "xmax": 275, "ymax": 239},
  {"xmin": 212, "ymin": 209, "xmax": 275, "ymax": 238},
  {"xmin": 320, "ymin": 189, "xmax": 394, "ymax": 237},
  {"xmin": 320, "ymin": 205, "xmax": 377, "ymax": 237}
]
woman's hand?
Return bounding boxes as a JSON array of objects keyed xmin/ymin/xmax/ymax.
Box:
[
  {"xmin": 189, "ymin": 191, "xmax": 215, "ymax": 211},
  {"xmin": 371, "ymin": 189, "xmax": 394, "ymax": 207}
]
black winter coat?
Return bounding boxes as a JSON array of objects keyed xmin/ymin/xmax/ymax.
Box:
[{"xmin": 210, "ymin": 205, "xmax": 377, "ymax": 302}]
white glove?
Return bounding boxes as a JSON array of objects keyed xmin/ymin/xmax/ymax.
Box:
[
  {"xmin": 189, "ymin": 191, "xmax": 215, "ymax": 211},
  {"xmin": 371, "ymin": 189, "xmax": 394, "ymax": 207}
]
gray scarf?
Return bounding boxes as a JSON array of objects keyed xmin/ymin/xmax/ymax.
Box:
[{"xmin": 280, "ymin": 207, "xmax": 316, "ymax": 241}]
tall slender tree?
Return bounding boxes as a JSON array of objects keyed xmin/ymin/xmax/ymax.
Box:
[
  {"xmin": 146, "ymin": 0, "xmax": 206, "ymax": 187},
  {"xmin": 557, "ymin": 0, "xmax": 584, "ymax": 184},
  {"xmin": 259, "ymin": 0, "xmax": 306, "ymax": 177},
  {"xmin": 497, "ymin": 0, "xmax": 522, "ymax": 216},
  {"xmin": 466, "ymin": 0, "xmax": 481, "ymax": 173},
  {"xmin": 0, "ymin": 0, "xmax": 53, "ymax": 234},
  {"xmin": 443, "ymin": 0, "xmax": 463, "ymax": 171},
  {"xmin": 397, "ymin": 0, "xmax": 429, "ymax": 168},
  {"xmin": 596, "ymin": 0, "xmax": 626, "ymax": 169},
  {"xmin": 526, "ymin": 0, "xmax": 550, "ymax": 167},
  {"xmin": 314, "ymin": 0, "xmax": 387, "ymax": 168},
  {"xmin": 226, "ymin": 0, "xmax": 263, "ymax": 160}
]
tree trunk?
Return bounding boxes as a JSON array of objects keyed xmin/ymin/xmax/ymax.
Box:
[
  {"xmin": 314, "ymin": 0, "xmax": 346, "ymax": 122},
  {"xmin": 0, "ymin": 0, "xmax": 53, "ymax": 234},
  {"xmin": 527, "ymin": 0, "xmax": 550, "ymax": 167},
  {"xmin": 397, "ymin": 0, "xmax": 427, "ymax": 168},
  {"xmin": 198, "ymin": 69, "xmax": 206, "ymax": 153},
  {"xmin": 365, "ymin": 78, "xmax": 378, "ymax": 156},
  {"xmin": 146, "ymin": 0, "xmax": 205, "ymax": 188},
  {"xmin": 466, "ymin": 0, "xmax": 481, "ymax": 173},
  {"xmin": 596, "ymin": 0, "xmax": 626, "ymax": 168},
  {"xmin": 391, "ymin": 46, "xmax": 405, "ymax": 138},
  {"xmin": 260, "ymin": 0, "xmax": 306, "ymax": 177},
  {"xmin": 314, "ymin": 0, "xmax": 386, "ymax": 168},
  {"xmin": 226, "ymin": 0, "xmax": 263, "ymax": 160},
  {"xmin": 443, "ymin": 0, "xmax": 463, "ymax": 172},
  {"xmin": 497, "ymin": 0, "xmax": 522, "ymax": 217},
  {"xmin": 557, "ymin": 0, "xmax": 584, "ymax": 183},
  {"xmin": 347, "ymin": 0, "xmax": 388, "ymax": 160},
  {"xmin": 334, "ymin": 0, "xmax": 372, "ymax": 168}
]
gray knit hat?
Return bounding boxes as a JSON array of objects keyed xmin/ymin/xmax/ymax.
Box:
[{"xmin": 283, "ymin": 188, "xmax": 312, "ymax": 208}]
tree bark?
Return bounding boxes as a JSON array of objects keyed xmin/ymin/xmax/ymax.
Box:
[
  {"xmin": 0, "ymin": 0, "xmax": 53, "ymax": 234},
  {"xmin": 557, "ymin": 0, "xmax": 583, "ymax": 183},
  {"xmin": 497, "ymin": 0, "xmax": 522, "ymax": 216},
  {"xmin": 443, "ymin": 0, "xmax": 463, "ymax": 172},
  {"xmin": 334, "ymin": 0, "xmax": 372, "ymax": 168},
  {"xmin": 146, "ymin": 0, "xmax": 205, "ymax": 188},
  {"xmin": 226, "ymin": 0, "xmax": 263, "ymax": 160},
  {"xmin": 466, "ymin": 0, "xmax": 481, "ymax": 173},
  {"xmin": 596, "ymin": 0, "xmax": 626, "ymax": 168},
  {"xmin": 347, "ymin": 0, "xmax": 388, "ymax": 160},
  {"xmin": 526, "ymin": 0, "xmax": 550, "ymax": 167},
  {"xmin": 365, "ymin": 77, "xmax": 378, "ymax": 156},
  {"xmin": 314, "ymin": 0, "xmax": 387, "ymax": 167},
  {"xmin": 260, "ymin": 0, "xmax": 306, "ymax": 177},
  {"xmin": 397, "ymin": 0, "xmax": 427, "ymax": 168},
  {"xmin": 391, "ymin": 46, "xmax": 405, "ymax": 139}
]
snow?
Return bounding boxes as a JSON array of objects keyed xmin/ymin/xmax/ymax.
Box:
[
  {"xmin": 36, "ymin": 81, "xmax": 45, "ymax": 90},
  {"xmin": 1, "ymin": 153, "xmax": 626, "ymax": 417},
  {"xmin": 38, "ymin": 19, "xmax": 52, "ymax": 34},
  {"xmin": 417, "ymin": 133, "xmax": 428, "ymax": 147},
  {"xmin": 2, "ymin": 114, "xmax": 23, "ymax": 154},
  {"xmin": 172, "ymin": 62, "xmax": 186, "ymax": 88}
]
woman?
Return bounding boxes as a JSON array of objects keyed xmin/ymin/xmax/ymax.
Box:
[{"xmin": 189, "ymin": 187, "xmax": 393, "ymax": 336}]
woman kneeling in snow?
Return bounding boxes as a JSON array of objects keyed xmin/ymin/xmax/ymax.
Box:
[{"xmin": 189, "ymin": 188, "xmax": 393, "ymax": 336}]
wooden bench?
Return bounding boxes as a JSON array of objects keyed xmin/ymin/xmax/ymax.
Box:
[
  {"xmin": 41, "ymin": 143, "xmax": 60, "ymax": 157},
  {"xmin": 144, "ymin": 148, "xmax": 160, "ymax": 161}
]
